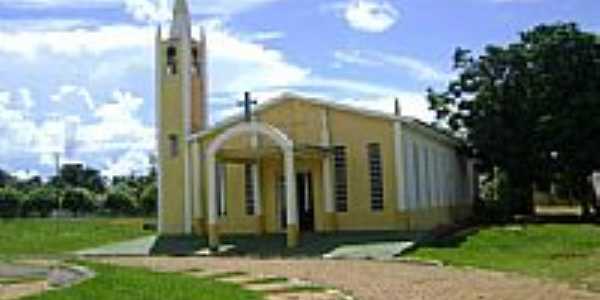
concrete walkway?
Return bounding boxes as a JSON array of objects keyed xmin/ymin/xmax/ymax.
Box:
[
  {"xmin": 100, "ymin": 257, "xmax": 600, "ymax": 300},
  {"xmin": 76, "ymin": 236, "xmax": 158, "ymax": 256},
  {"xmin": 0, "ymin": 262, "xmax": 93, "ymax": 300},
  {"xmin": 77, "ymin": 233, "xmax": 418, "ymax": 259}
]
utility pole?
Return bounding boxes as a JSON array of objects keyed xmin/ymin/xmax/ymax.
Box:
[{"xmin": 53, "ymin": 152, "xmax": 61, "ymax": 176}]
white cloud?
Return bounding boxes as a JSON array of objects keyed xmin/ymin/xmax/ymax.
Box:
[
  {"xmin": 51, "ymin": 85, "xmax": 95, "ymax": 110},
  {"xmin": 101, "ymin": 149, "xmax": 152, "ymax": 177},
  {"xmin": 0, "ymin": 0, "xmax": 281, "ymax": 18},
  {"xmin": 334, "ymin": 49, "xmax": 452, "ymax": 82},
  {"xmin": 124, "ymin": 0, "xmax": 171, "ymax": 22},
  {"xmin": 342, "ymin": 0, "xmax": 399, "ymax": 33},
  {"xmin": 11, "ymin": 169, "xmax": 41, "ymax": 180},
  {"xmin": 18, "ymin": 88, "xmax": 35, "ymax": 110},
  {"xmin": 188, "ymin": 0, "xmax": 281, "ymax": 16},
  {"xmin": 205, "ymin": 23, "xmax": 310, "ymax": 98},
  {"xmin": 0, "ymin": 0, "xmax": 119, "ymax": 8},
  {"xmin": 242, "ymin": 31, "xmax": 286, "ymax": 42},
  {"xmin": 0, "ymin": 91, "xmax": 38, "ymax": 154},
  {"xmin": 490, "ymin": 0, "xmax": 543, "ymax": 3},
  {"xmin": 0, "ymin": 25, "xmax": 154, "ymax": 59},
  {"xmin": 339, "ymin": 94, "xmax": 435, "ymax": 122},
  {"xmin": 78, "ymin": 90, "xmax": 154, "ymax": 153}
]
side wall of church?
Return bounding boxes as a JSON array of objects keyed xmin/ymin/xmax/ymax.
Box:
[{"xmin": 400, "ymin": 125, "xmax": 473, "ymax": 230}]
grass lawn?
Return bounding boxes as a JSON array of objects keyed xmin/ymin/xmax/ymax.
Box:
[
  {"xmin": 23, "ymin": 262, "xmax": 264, "ymax": 300},
  {"xmin": 0, "ymin": 218, "xmax": 150, "ymax": 257},
  {"xmin": 409, "ymin": 224, "xmax": 600, "ymax": 291}
]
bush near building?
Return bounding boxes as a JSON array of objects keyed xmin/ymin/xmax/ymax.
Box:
[
  {"xmin": 22, "ymin": 187, "xmax": 60, "ymax": 217},
  {"xmin": 0, "ymin": 188, "xmax": 24, "ymax": 218},
  {"xmin": 63, "ymin": 187, "xmax": 96, "ymax": 217},
  {"xmin": 104, "ymin": 189, "xmax": 136, "ymax": 215},
  {"xmin": 140, "ymin": 183, "xmax": 158, "ymax": 216}
]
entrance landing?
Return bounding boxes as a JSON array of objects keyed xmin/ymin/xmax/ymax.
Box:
[{"xmin": 76, "ymin": 232, "xmax": 424, "ymax": 260}]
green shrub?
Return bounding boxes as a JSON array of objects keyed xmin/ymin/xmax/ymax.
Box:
[
  {"xmin": 63, "ymin": 187, "xmax": 95, "ymax": 217},
  {"xmin": 0, "ymin": 188, "xmax": 24, "ymax": 218},
  {"xmin": 140, "ymin": 183, "xmax": 157, "ymax": 216},
  {"xmin": 24, "ymin": 187, "xmax": 60, "ymax": 217},
  {"xmin": 105, "ymin": 189, "xmax": 135, "ymax": 215}
]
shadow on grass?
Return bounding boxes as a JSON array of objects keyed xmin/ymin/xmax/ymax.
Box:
[
  {"xmin": 150, "ymin": 231, "xmax": 426, "ymax": 258},
  {"xmin": 409, "ymin": 210, "xmax": 600, "ymax": 252}
]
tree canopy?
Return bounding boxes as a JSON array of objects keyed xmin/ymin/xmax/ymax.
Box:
[{"xmin": 427, "ymin": 23, "xmax": 600, "ymax": 214}]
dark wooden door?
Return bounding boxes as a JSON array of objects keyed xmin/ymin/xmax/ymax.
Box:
[{"xmin": 296, "ymin": 173, "xmax": 315, "ymax": 232}]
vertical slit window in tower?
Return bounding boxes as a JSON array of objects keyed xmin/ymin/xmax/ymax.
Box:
[
  {"xmin": 333, "ymin": 145, "xmax": 348, "ymax": 212},
  {"xmin": 244, "ymin": 164, "xmax": 255, "ymax": 216},
  {"xmin": 368, "ymin": 143, "xmax": 384, "ymax": 211},
  {"xmin": 167, "ymin": 46, "xmax": 177, "ymax": 75},
  {"xmin": 168, "ymin": 134, "xmax": 179, "ymax": 158},
  {"xmin": 191, "ymin": 47, "xmax": 200, "ymax": 76}
]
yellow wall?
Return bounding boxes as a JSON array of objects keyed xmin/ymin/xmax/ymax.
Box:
[
  {"xmin": 158, "ymin": 41, "xmax": 186, "ymax": 235},
  {"xmin": 327, "ymin": 104, "xmax": 403, "ymax": 231},
  {"xmin": 193, "ymin": 96, "xmax": 472, "ymax": 236},
  {"xmin": 158, "ymin": 38, "xmax": 206, "ymax": 235}
]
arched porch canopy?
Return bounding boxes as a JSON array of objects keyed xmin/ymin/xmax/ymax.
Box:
[{"xmin": 205, "ymin": 121, "xmax": 299, "ymax": 248}]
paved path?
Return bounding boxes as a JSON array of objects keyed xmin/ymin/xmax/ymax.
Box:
[
  {"xmin": 100, "ymin": 257, "xmax": 599, "ymax": 300},
  {"xmin": 0, "ymin": 262, "xmax": 93, "ymax": 300}
]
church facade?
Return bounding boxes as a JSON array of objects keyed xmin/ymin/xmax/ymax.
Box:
[{"xmin": 157, "ymin": 0, "xmax": 476, "ymax": 248}]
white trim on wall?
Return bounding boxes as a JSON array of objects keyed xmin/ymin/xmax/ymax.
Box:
[
  {"xmin": 155, "ymin": 26, "xmax": 164, "ymax": 233},
  {"xmin": 394, "ymin": 121, "xmax": 406, "ymax": 211}
]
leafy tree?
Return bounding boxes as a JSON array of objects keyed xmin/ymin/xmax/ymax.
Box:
[
  {"xmin": 0, "ymin": 169, "xmax": 16, "ymax": 188},
  {"xmin": 63, "ymin": 187, "xmax": 95, "ymax": 217},
  {"xmin": 140, "ymin": 183, "xmax": 158, "ymax": 216},
  {"xmin": 427, "ymin": 23, "xmax": 600, "ymax": 215},
  {"xmin": 104, "ymin": 187, "xmax": 136, "ymax": 215},
  {"xmin": 0, "ymin": 188, "xmax": 24, "ymax": 218},
  {"xmin": 24, "ymin": 187, "xmax": 60, "ymax": 218},
  {"xmin": 15, "ymin": 176, "xmax": 42, "ymax": 192},
  {"xmin": 59, "ymin": 164, "xmax": 106, "ymax": 193}
]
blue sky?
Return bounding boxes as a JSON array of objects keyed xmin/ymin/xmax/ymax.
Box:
[{"xmin": 0, "ymin": 0, "xmax": 598, "ymax": 179}]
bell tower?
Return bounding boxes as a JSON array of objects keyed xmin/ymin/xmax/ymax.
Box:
[{"xmin": 156, "ymin": 0, "xmax": 207, "ymax": 235}]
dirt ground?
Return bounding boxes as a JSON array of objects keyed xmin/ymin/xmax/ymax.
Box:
[{"xmin": 100, "ymin": 257, "xmax": 600, "ymax": 300}]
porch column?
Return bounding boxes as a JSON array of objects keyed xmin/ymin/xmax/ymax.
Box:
[
  {"xmin": 320, "ymin": 109, "xmax": 336, "ymax": 231},
  {"xmin": 251, "ymin": 132, "xmax": 264, "ymax": 233},
  {"xmin": 206, "ymin": 153, "xmax": 219, "ymax": 249},
  {"xmin": 252, "ymin": 164, "xmax": 263, "ymax": 233},
  {"xmin": 322, "ymin": 157, "xmax": 335, "ymax": 229},
  {"xmin": 285, "ymin": 147, "xmax": 299, "ymax": 248}
]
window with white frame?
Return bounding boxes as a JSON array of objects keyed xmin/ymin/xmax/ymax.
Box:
[
  {"xmin": 216, "ymin": 164, "xmax": 227, "ymax": 217},
  {"xmin": 244, "ymin": 164, "xmax": 255, "ymax": 216},
  {"xmin": 368, "ymin": 143, "xmax": 384, "ymax": 211},
  {"xmin": 429, "ymin": 147, "xmax": 438, "ymax": 208},
  {"xmin": 423, "ymin": 146, "xmax": 431, "ymax": 209},
  {"xmin": 403, "ymin": 139, "xmax": 415, "ymax": 211},
  {"xmin": 413, "ymin": 142, "xmax": 421, "ymax": 209},
  {"xmin": 436, "ymin": 149, "xmax": 444, "ymax": 207},
  {"xmin": 333, "ymin": 145, "xmax": 348, "ymax": 212}
]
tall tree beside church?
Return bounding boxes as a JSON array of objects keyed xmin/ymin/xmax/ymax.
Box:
[{"xmin": 427, "ymin": 23, "xmax": 600, "ymax": 215}]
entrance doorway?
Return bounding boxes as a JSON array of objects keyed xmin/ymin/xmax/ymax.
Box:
[{"xmin": 296, "ymin": 172, "xmax": 314, "ymax": 232}]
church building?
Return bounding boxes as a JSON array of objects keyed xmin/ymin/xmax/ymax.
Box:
[{"xmin": 157, "ymin": 0, "xmax": 476, "ymax": 248}]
